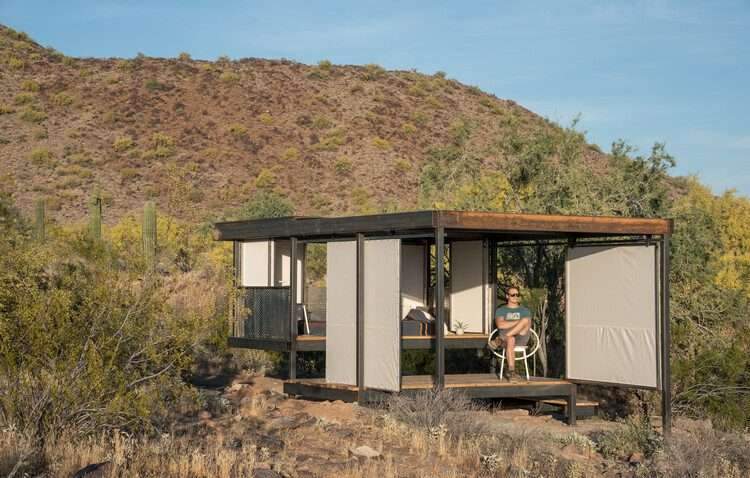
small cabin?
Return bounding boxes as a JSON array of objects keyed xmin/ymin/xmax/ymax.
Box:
[{"xmin": 213, "ymin": 210, "xmax": 673, "ymax": 430}]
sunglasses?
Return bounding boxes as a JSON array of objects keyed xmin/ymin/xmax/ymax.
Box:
[{"xmin": 508, "ymin": 293, "xmax": 520, "ymax": 297}]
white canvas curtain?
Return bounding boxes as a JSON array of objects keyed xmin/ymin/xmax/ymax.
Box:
[
  {"xmin": 450, "ymin": 241, "xmax": 487, "ymax": 333},
  {"xmin": 325, "ymin": 241, "xmax": 357, "ymax": 385},
  {"xmin": 566, "ymin": 245, "xmax": 659, "ymax": 388}
]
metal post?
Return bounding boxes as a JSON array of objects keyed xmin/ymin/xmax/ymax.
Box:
[
  {"xmin": 289, "ymin": 237, "xmax": 298, "ymax": 381},
  {"xmin": 661, "ymin": 234, "xmax": 672, "ymax": 438},
  {"xmin": 233, "ymin": 241, "xmax": 240, "ymax": 338},
  {"xmin": 435, "ymin": 227, "xmax": 446, "ymax": 389},
  {"xmin": 356, "ymin": 233, "xmax": 366, "ymax": 403}
]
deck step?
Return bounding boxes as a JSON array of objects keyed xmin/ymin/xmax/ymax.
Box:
[{"xmin": 535, "ymin": 399, "xmax": 599, "ymax": 418}]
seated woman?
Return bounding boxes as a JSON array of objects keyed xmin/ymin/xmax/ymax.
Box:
[{"xmin": 492, "ymin": 286, "xmax": 531, "ymax": 382}]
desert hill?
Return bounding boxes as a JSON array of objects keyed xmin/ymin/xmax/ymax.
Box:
[{"xmin": 0, "ymin": 25, "xmax": 604, "ymax": 222}]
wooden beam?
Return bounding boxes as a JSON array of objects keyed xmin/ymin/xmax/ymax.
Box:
[
  {"xmin": 435, "ymin": 227, "xmax": 446, "ymax": 388},
  {"xmin": 437, "ymin": 210, "xmax": 672, "ymax": 236}
]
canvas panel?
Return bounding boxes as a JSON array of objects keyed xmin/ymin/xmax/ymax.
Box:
[
  {"xmin": 400, "ymin": 244, "xmax": 426, "ymax": 318},
  {"xmin": 325, "ymin": 241, "xmax": 357, "ymax": 385},
  {"xmin": 240, "ymin": 241, "xmax": 271, "ymax": 287},
  {"xmin": 450, "ymin": 241, "xmax": 485, "ymax": 333},
  {"xmin": 364, "ymin": 239, "xmax": 401, "ymax": 391},
  {"xmin": 566, "ymin": 245, "xmax": 658, "ymax": 388}
]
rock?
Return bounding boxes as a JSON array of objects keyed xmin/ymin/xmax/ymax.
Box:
[
  {"xmin": 198, "ymin": 410, "xmax": 212, "ymax": 420},
  {"xmin": 228, "ymin": 383, "xmax": 244, "ymax": 392},
  {"xmin": 628, "ymin": 452, "xmax": 644, "ymax": 464},
  {"xmin": 252, "ymin": 469, "xmax": 282, "ymax": 478},
  {"xmin": 348, "ymin": 445, "xmax": 381, "ymax": 459},
  {"xmin": 72, "ymin": 461, "xmax": 111, "ymax": 478}
]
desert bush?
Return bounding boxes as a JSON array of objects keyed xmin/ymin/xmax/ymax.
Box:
[
  {"xmin": 258, "ymin": 112, "xmax": 273, "ymax": 125},
  {"xmin": 13, "ymin": 92, "xmax": 34, "ymax": 105},
  {"xmin": 594, "ymin": 414, "xmax": 662, "ymax": 460},
  {"xmin": 311, "ymin": 115, "xmax": 332, "ymax": 130},
  {"xmin": 18, "ymin": 106, "xmax": 47, "ymax": 123},
  {"xmin": 282, "ymin": 147, "xmax": 300, "ymax": 161},
  {"xmin": 219, "ymin": 71, "xmax": 240, "ymax": 83},
  {"xmin": 178, "ymin": 52, "xmax": 191, "ymax": 61},
  {"xmin": 112, "ymin": 136, "xmax": 135, "ymax": 152},
  {"xmin": 334, "ymin": 157, "xmax": 353, "ymax": 175},
  {"xmin": 28, "ymin": 147, "xmax": 53, "ymax": 166},
  {"xmin": 0, "ymin": 104, "xmax": 15, "ymax": 115},
  {"xmin": 313, "ymin": 128, "xmax": 346, "ymax": 151},
  {"xmin": 394, "ymin": 159, "xmax": 411, "ymax": 174},
  {"xmin": 254, "ymin": 168, "xmax": 277, "ymax": 189},
  {"xmin": 401, "ymin": 122, "xmax": 417, "ymax": 136},
  {"xmin": 372, "ymin": 136, "xmax": 391, "ymax": 150},
  {"xmin": 52, "ymin": 91, "xmax": 74, "ymax": 107},
  {"xmin": 384, "ymin": 388, "xmax": 488, "ymax": 440},
  {"xmin": 363, "ymin": 63, "xmax": 385, "ymax": 81},
  {"xmin": 142, "ymin": 132, "xmax": 175, "ymax": 159},
  {"xmin": 235, "ymin": 190, "xmax": 294, "ymax": 219},
  {"xmin": 7, "ymin": 56, "xmax": 24, "ymax": 69},
  {"xmin": 318, "ymin": 59, "xmax": 333, "ymax": 71},
  {"xmin": 20, "ymin": 79, "xmax": 40, "ymax": 92},
  {"xmin": 227, "ymin": 123, "xmax": 248, "ymax": 139},
  {"xmin": 144, "ymin": 79, "xmax": 170, "ymax": 91}
]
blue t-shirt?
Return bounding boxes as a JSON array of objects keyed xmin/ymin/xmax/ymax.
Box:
[{"xmin": 495, "ymin": 305, "xmax": 531, "ymax": 322}]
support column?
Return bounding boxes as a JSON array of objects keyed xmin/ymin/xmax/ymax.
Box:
[
  {"xmin": 567, "ymin": 385, "xmax": 577, "ymax": 426},
  {"xmin": 661, "ymin": 234, "xmax": 672, "ymax": 438},
  {"xmin": 435, "ymin": 227, "xmax": 446, "ymax": 389},
  {"xmin": 356, "ymin": 233, "xmax": 365, "ymax": 403},
  {"xmin": 289, "ymin": 237, "xmax": 298, "ymax": 380}
]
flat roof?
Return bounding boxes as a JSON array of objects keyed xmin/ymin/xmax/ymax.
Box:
[{"xmin": 213, "ymin": 210, "xmax": 672, "ymax": 241}]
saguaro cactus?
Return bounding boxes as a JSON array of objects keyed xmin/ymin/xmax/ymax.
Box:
[
  {"xmin": 143, "ymin": 201, "xmax": 157, "ymax": 270},
  {"xmin": 88, "ymin": 194, "xmax": 102, "ymax": 241},
  {"xmin": 34, "ymin": 198, "xmax": 45, "ymax": 242}
]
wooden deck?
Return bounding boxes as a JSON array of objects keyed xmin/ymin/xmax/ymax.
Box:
[
  {"xmin": 283, "ymin": 373, "xmax": 578, "ymax": 424},
  {"xmin": 294, "ymin": 333, "xmax": 490, "ymax": 351}
]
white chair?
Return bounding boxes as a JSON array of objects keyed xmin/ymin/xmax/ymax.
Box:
[{"xmin": 487, "ymin": 328, "xmax": 540, "ymax": 380}]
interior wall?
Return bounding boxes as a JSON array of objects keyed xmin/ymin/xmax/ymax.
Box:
[
  {"xmin": 566, "ymin": 245, "xmax": 658, "ymax": 388},
  {"xmin": 325, "ymin": 241, "xmax": 357, "ymax": 385},
  {"xmin": 364, "ymin": 239, "xmax": 401, "ymax": 391},
  {"xmin": 274, "ymin": 240, "xmax": 305, "ymax": 302},
  {"xmin": 400, "ymin": 244, "xmax": 426, "ymax": 318},
  {"xmin": 240, "ymin": 241, "xmax": 271, "ymax": 287},
  {"xmin": 450, "ymin": 241, "xmax": 486, "ymax": 333}
]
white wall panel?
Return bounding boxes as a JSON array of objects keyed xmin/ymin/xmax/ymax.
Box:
[
  {"xmin": 274, "ymin": 240, "xmax": 305, "ymax": 302},
  {"xmin": 566, "ymin": 245, "xmax": 658, "ymax": 388},
  {"xmin": 325, "ymin": 241, "xmax": 357, "ymax": 385},
  {"xmin": 364, "ymin": 239, "xmax": 401, "ymax": 392},
  {"xmin": 240, "ymin": 241, "xmax": 271, "ymax": 287},
  {"xmin": 450, "ymin": 241, "xmax": 485, "ymax": 333}
]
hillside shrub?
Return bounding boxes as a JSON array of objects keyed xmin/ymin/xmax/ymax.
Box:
[
  {"xmin": 318, "ymin": 59, "xmax": 332, "ymax": 71},
  {"xmin": 227, "ymin": 123, "xmax": 248, "ymax": 139},
  {"xmin": 18, "ymin": 106, "xmax": 47, "ymax": 123},
  {"xmin": 312, "ymin": 129, "xmax": 346, "ymax": 151},
  {"xmin": 144, "ymin": 79, "xmax": 170, "ymax": 92},
  {"xmin": 236, "ymin": 190, "xmax": 293, "ymax": 219},
  {"xmin": 311, "ymin": 115, "xmax": 332, "ymax": 130},
  {"xmin": 13, "ymin": 93, "xmax": 34, "ymax": 105},
  {"xmin": 334, "ymin": 157, "xmax": 353, "ymax": 175},
  {"xmin": 372, "ymin": 136, "xmax": 391, "ymax": 150},
  {"xmin": 282, "ymin": 147, "xmax": 300, "ymax": 161},
  {"xmin": 363, "ymin": 63, "xmax": 385, "ymax": 81},
  {"xmin": 0, "ymin": 104, "xmax": 14, "ymax": 115},
  {"xmin": 401, "ymin": 122, "xmax": 417, "ymax": 136},
  {"xmin": 112, "ymin": 136, "xmax": 135, "ymax": 152},
  {"xmin": 254, "ymin": 168, "xmax": 277, "ymax": 189},
  {"xmin": 394, "ymin": 158, "xmax": 411, "ymax": 173},
  {"xmin": 142, "ymin": 132, "xmax": 175, "ymax": 160},
  {"xmin": 20, "ymin": 79, "xmax": 40, "ymax": 92},
  {"xmin": 258, "ymin": 112, "xmax": 273, "ymax": 125},
  {"xmin": 178, "ymin": 52, "xmax": 191, "ymax": 61},
  {"xmin": 7, "ymin": 56, "xmax": 24, "ymax": 69},
  {"xmin": 594, "ymin": 415, "xmax": 662, "ymax": 460},
  {"xmin": 28, "ymin": 147, "xmax": 53, "ymax": 166},
  {"xmin": 52, "ymin": 92, "xmax": 74, "ymax": 107},
  {"xmin": 219, "ymin": 71, "xmax": 240, "ymax": 83}
]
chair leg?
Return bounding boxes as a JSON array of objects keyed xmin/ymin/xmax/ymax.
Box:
[
  {"xmin": 523, "ymin": 352, "xmax": 529, "ymax": 380},
  {"xmin": 499, "ymin": 355, "xmax": 505, "ymax": 378}
]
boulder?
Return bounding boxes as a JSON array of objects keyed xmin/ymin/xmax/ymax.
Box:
[{"xmin": 348, "ymin": 445, "xmax": 381, "ymax": 459}]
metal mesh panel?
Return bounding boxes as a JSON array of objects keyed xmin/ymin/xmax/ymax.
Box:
[{"xmin": 234, "ymin": 287, "xmax": 290, "ymax": 340}]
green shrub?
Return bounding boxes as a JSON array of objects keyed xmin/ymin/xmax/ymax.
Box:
[
  {"xmin": 18, "ymin": 107, "xmax": 47, "ymax": 123},
  {"xmin": 52, "ymin": 92, "xmax": 74, "ymax": 107},
  {"xmin": 141, "ymin": 132, "xmax": 175, "ymax": 160},
  {"xmin": 594, "ymin": 415, "xmax": 662, "ymax": 460},
  {"xmin": 113, "ymin": 136, "xmax": 135, "ymax": 152},
  {"xmin": 219, "ymin": 71, "xmax": 240, "ymax": 83},
  {"xmin": 372, "ymin": 136, "xmax": 391, "ymax": 150},
  {"xmin": 363, "ymin": 63, "xmax": 385, "ymax": 81},
  {"xmin": 401, "ymin": 122, "xmax": 417, "ymax": 136},
  {"xmin": 0, "ymin": 104, "xmax": 15, "ymax": 115},
  {"xmin": 236, "ymin": 190, "xmax": 293, "ymax": 219},
  {"xmin": 394, "ymin": 158, "xmax": 411, "ymax": 173},
  {"xmin": 144, "ymin": 79, "xmax": 170, "ymax": 91},
  {"xmin": 29, "ymin": 147, "xmax": 53, "ymax": 166},
  {"xmin": 13, "ymin": 93, "xmax": 34, "ymax": 105},
  {"xmin": 20, "ymin": 79, "xmax": 40, "ymax": 92},
  {"xmin": 282, "ymin": 147, "xmax": 300, "ymax": 161},
  {"xmin": 311, "ymin": 115, "xmax": 332, "ymax": 130},
  {"xmin": 312, "ymin": 129, "xmax": 346, "ymax": 151},
  {"xmin": 7, "ymin": 56, "xmax": 24, "ymax": 69},
  {"xmin": 178, "ymin": 52, "xmax": 191, "ymax": 61},
  {"xmin": 258, "ymin": 112, "xmax": 273, "ymax": 125},
  {"xmin": 227, "ymin": 123, "xmax": 248, "ymax": 139},
  {"xmin": 318, "ymin": 59, "xmax": 333, "ymax": 71},
  {"xmin": 254, "ymin": 168, "xmax": 277, "ymax": 189},
  {"xmin": 120, "ymin": 167, "xmax": 139, "ymax": 180},
  {"xmin": 334, "ymin": 157, "xmax": 353, "ymax": 175},
  {"xmin": 411, "ymin": 111, "xmax": 428, "ymax": 126}
]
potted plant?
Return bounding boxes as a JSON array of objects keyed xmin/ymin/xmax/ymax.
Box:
[{"xmin": 454, "ymin": 321, "xmax": 467, "ymax": 335}]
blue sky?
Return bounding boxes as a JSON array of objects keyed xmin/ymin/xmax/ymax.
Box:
[{"xmin": 3, "ymin": 0, "xmax": 749, "ymax": 195}]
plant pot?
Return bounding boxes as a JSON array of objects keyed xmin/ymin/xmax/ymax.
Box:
[{"xmin": 455, "ymin": 329, "xmax": 465, "ymax": 335}]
